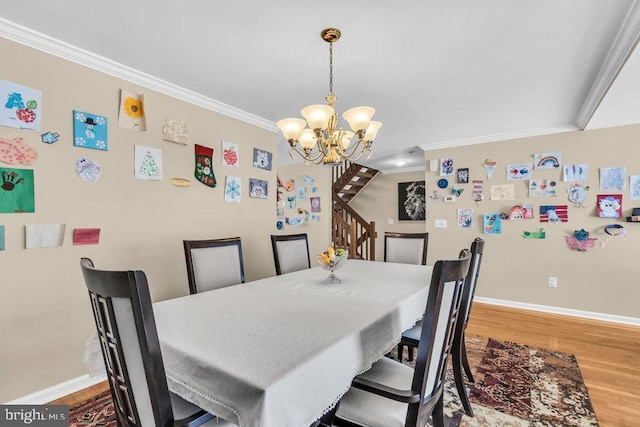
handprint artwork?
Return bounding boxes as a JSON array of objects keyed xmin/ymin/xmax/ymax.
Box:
[{"xmin": 0, "ymin": 167, "xmax": 35, "ymax": 213}]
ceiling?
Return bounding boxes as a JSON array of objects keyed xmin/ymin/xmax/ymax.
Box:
[{"xmin": 1, "ymin": 0, "xmax": 639, "ymax": 173}]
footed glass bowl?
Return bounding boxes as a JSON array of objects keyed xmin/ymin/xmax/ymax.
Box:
[{"xmin": 317, "ymin": 253, "xmax": 348, "ymax": 284}]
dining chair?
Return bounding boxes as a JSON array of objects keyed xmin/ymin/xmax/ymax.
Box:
[
  {"xmin": 183, "ymin": 237, "xmax": 245, "ymax": 294},
  {"xmin": 384, "ymin": 232, "xmax": 429, "ymax": 265},
  {"xmin": 398, "ymin": 237, "xmax": 485, "ymax": 416},
  {"xmin": 385, "ymin": 232, "xmax": 428, "ymax": 362},
  {"xmin": 79, "ymin": 258, "xmax": 236, "ymax": 427},
  {"xmin": 270, "ymin": 233, "xmax": 311, "ymax": 275},
  {"xmin": 332, "ymin": 251, "xmax": 472, "ymax": 427}
]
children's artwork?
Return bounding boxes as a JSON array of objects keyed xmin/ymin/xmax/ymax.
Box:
[
  {"xmin": 286, "ymin": 216, "xmax": 304, "ymax": 226},
  {"xmin": 224, "ymin": 176, "xmax": 241, "ymax": 203},
  {"xmin": 118, "ymin": 90, "xmax": 146, "ymax": 131},
  {"xmin": 0, "ymin": 168, "xmax": 34, "ymax": 213},
  {"xmin": 286, "ymin": 195, "xmax": 296, "ymax": 209},
  {"xmin": 296, "ymin": 187, "xmax": 306, "ymax": 201},
  {"xmin": 600, "ymin": 167, "xmax": 626, "ymax": 191},
  {"xmin": 456, "ymin": 168, "xmax": 469, "ymax": 183},
  {"xmin": 0, "ymin": 79, "xmax": 42, "ymax": 131},
  {"xmin": 483, "ymin": 159, "xmax": 496, "ymax": 180},
  {"xmin": 565, "ymin": 229, "xmax": 597, "ymax": 251},
  {"xmin": 507, "ymin": 163, "xmax": 531, "ymax": 180},
  {"xmin": 310, "ymin": 197, "xmax": 321, "ymax": 212},
  {"xmin": 311, "ymin": 186, "xmax": 318, "ymax": 193},
  {"xmin": 276, "ymin": 208, "xmax": 284, "ymax": 219},
  {"xmin": 600, "ymin": 224, "xmax": 627, "ymax": 248},
  {"xmin": 222, "ymin": 140, "xmax": 239, "ymax": 167},
  {"xmin": 597, "ymin": 194, "xmax": 622, "ymax": 218},
  {"xmin": 253, "ymin": 148, "xmax": 273, "ymax": 171},
  {"xmin": 76, "ymin": 157, "xmax": 101, "ymax": 182},
  {"xmin": 73, "ymin": 110, "xmax": 108, "ymax": 151},
  {"xmin": 528, "ymin": 179, "xmax": 558, "ymax": 197},
  {"xmin": 490, "ymin": 184, "xmax": 515, "ymax": 201},
  {"xmin": 134, "ymin": 145, "xmax": 163, "ymax": 180},
  {"xmin": 73, "ymin": 228, "xmax": 101, "ymax": 245},
  {"xmin": 567, "ymin": 183, "xmax": 588, "ymax": 208},
  {"xmin": 523, "ymin": 228, "xmax": 546, "ymax": 239},
  {"xmin": 311, "ymin": 214, "xmax": 320, "ymax": 222},
  {"xmin": 450, "ymin": 187, "xmax": 463, "ymax": 197},
  {"xmin": 540, "ymin": 205, "xmax": 568, "ymax": 223},
  {"xmin": 0, "ymin": 136, "xmax": 38, "ymax": 166},
  {"xmin": 483, "ymin": 214, "xmax": 501, "ymax": 234},
  {"xmin": 398, "ymin": 181, "xmax": 426, "ymax": 221},
  {"xmin": 249, "ymin": 178, "xmax": 268, "ymax": 199},
  {"xmin": 509, "ymin": 204, "xmax": 534, "ymax": 220},
  {"xmin": 162, "ymin": 118, "xmax": 188, "ymax": 144},
  {"xmin": 534, "ymin": 151, "xmax": 561, "ymax": 170},
  {"xmin": 41, "ymin": 132, "xmax": 59, "ymax": 144},
  {"xmin": 26, "ymin": 224, "xmax": 65, "ymax": 249},
  {"xmin": 457, "ymin": 209, "xmax": 473, "ymax": 228},
  {"xmin": 563, "ymin": 164, "xmax": 587, "ymax": 182},
  {"xmin": 303, "ymin": 175, "xmax": 315, "ymax": 185},
  {"xmin": 0, "ymin": 225, "xmax": 5, "ymax": 250},
  {"xmin": 285, "ymin": 179, "xmax": 295, "ymax": 192},
  {"xmin": 472, "ymin": 180, "xmax": 484, "ymax": 203},
  {"xmin": 440, "ymin": 158, "xmax": 454, "ymax": 176},
  {"xmin": 170, "ymin": 178, "xmax": 191, "ymax": 187},
  {"xmin": 631, "ymin": 176, "xmax": 640, "ymax": 201}
]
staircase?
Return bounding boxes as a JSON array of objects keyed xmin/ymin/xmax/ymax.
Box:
[{"xmin": 331, "ymin": 161, "xmax": 380, "ymax": 260}]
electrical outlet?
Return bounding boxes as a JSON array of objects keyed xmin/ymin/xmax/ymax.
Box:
[{"xmin": 548, "ymin": 277, "xmax": 558, "ymax": 288}]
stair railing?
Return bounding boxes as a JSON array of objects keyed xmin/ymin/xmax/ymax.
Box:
[{"xmin": 332, "ymin": 193, "xmax": 376, "ymax": 260}]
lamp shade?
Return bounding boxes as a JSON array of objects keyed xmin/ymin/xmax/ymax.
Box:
[
  {"xmin": 299, "ymin": 129, "xmax": 317, "ymax": 150},
  {"xmin": 277, "ymin": 118, "xmax": 307, "ymax": 141},
  {"xmin": 342, "ymin": 106, "xmax": 375, "ymax": 132},
  {"xmin": 301, "ymin": 104, "xmax": 334, "ymax": 130},
  {"xmin": 363, "ymin": 121, "xmax": 382, "ymax": 142},
  {"xmin": 337, "ymin": 130, "xmax": 355, "ymax": 149}
]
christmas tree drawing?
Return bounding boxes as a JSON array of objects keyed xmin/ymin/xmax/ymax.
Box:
[{"xmin": 139, "ymin": 151, "xmax": 161, "ymax": 179}]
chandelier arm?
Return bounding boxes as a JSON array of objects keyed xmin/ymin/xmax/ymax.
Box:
[
  {"xmin": 289, "ymin": 146, "xmax": 325, "ymax": 164},
  {"xmin": 341, "ymin": 139, "xmax": 367, "ymax": 158}
]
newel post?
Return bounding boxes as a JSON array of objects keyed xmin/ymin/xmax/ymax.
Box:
[{"xmin": 369, "ymin": 221, "xmax": 376, "ymax": 261}]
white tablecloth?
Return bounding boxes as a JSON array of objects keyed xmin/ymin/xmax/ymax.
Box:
[{"xmin": 154, "ymin": 259, "xmax": 431, "ymax": 427}]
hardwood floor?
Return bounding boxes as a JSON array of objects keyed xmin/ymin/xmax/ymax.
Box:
[
  {"xmin": 466, "ymin": 302, "xmax": 640, "ymax": 427},
  {"xmin": 49, "ymin": 303, "xmax": 640, "ymax": 426}
]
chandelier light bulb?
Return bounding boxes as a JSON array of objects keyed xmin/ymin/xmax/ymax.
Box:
[
  {"xmin": 277, "ymin": 118, "xmax": 307, "ymax": 142},
  {"xmin": 363, "ymin": 121, "xmax": 382, "ymax": 142},
  {"xmin": 301, "ymin": 104, "xmax": 334, "ymax": 131},
  {"xmin": 299, "ymin": 129, "xmax": 317, "ymax": 150},
  {"xmin": 342, "ymin": 106, "xmax": 375, "ymax": 133}
]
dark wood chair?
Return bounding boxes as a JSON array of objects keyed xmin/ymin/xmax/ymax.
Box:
[
  {"xmin": 79, "ymin": 258, "xmax": 235, "ymax": 427},
  {"xmin": 385, "ymin": 232, "xmax": 429, "ymax": 361},
  {"xmin": 398, "ymin": 237, "xmax": 485, "ymax": 416},
  {"xmin": 383, "ymin": 232, "xmax": 429, "ymax": 265},
  {"xmin": 183, "ymin": 237, "xmax": 245, "ymax": 294},
  {"xmin": 332, "ymin": 251, "xmax": 471, "ymax": 427},
  {"xmin": 270, "ymin": 233, "xmax": 311, "ymax": 275}
]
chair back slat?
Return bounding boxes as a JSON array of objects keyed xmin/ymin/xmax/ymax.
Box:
[
  {"xmin": 383, "ymin": 232, "xmax": 429, "ymax": 265},
  {"xmin": 80, "ymin": 258, "xmax": 174, "ymax": 427},
  {"xmin": 183, "ymin": 237, "xmax": 245, "ymax": 294},
  {"xmin": 408, "ymin": 251, "xmax": 471, "ymax": 426},
  {"xmin": 460, "ymin": 238, "xmax": 485, "ymax": 328},
  {"xmin": 271, "ymin": 234, "xmax": 311, "ymax": 275}
]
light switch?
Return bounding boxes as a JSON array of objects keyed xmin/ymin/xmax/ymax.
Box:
[{"xmin": 388, "ymin": 218, "xmax": 394, "ymax": 225}]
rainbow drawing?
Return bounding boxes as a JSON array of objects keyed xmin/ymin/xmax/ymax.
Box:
[{"xmin": 534, "ymin": 151, "xmax": 562, "ymax": 170}]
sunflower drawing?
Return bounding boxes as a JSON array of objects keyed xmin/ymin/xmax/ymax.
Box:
[{"xmin": 124, "ymin": 96, "xmax": 145, "ymax": 128}]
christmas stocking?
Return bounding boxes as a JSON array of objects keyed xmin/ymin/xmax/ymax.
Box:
[{"xmin": 194, "ymin": 144, "xmax": 216, "ymax": 187}]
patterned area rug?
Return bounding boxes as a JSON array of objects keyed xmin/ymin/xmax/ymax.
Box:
[
  {"xmin": 68, "ymin": 337, "xmax": 598, "ymax": 427},
  {"xmin": 394, "ymin": 336, "xmax": 599, "ymax": 427}
]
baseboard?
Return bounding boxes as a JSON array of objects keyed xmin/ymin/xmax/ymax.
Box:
[
  {"xmin": 475, "ymin": 297, "xmax": 640, "ymax": 326},
  {"xmin": 6, "ymin": 373, "xmax": 107, "ymax": 405}
]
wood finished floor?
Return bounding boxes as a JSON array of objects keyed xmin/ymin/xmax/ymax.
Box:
[{"xmin": 49, "ymin": 302, "xmax": 640, "ymax": 426}]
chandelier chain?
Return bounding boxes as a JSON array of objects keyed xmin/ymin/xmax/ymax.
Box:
[{"xmin": 329, "ymin": 42, "xmax": 334, "ymax": 96}]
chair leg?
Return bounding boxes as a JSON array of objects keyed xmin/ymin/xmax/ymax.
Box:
[
  {"xmin": 431, "ymin": 394, "xmax": 445, "ymax": 427},
  {"xmin": 397, "ymin": 343, "xmax": 404, "ymax": 361},
  {"xmin": 461, "ymin": 333, "xmax": 474, "ymax": 383},
  {"xmin": 407, "ymin": 344, "xmax": 414, "ymax": 362},
  {"xmin": 452, "ymin": 337, "xmax": 474, "ymax": 417}
]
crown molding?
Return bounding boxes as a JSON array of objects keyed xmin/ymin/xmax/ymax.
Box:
[
  {"xmin": 575, "ymin": 0, "xmax": 640, "ymax": 129},
  {"xmin": 0, "ymin": 18, "xmax": 279, "ymax": 133},
  {"xmin": 419, "ymin": 124, "xmax": 578, "ymax": 152}
]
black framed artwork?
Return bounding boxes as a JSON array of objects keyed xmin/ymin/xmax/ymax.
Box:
[{"xmin": 398, "ymin": 181, "xmax": 426, "ymax": 220}]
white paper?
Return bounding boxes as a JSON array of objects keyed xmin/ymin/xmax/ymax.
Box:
[
  {"xmin": 134, "ymin": 145, "xmax": 163, "ymax": 180},
  {"xmin": 26, "ymin": 224, "xmax": 65, "ymax": 249}
]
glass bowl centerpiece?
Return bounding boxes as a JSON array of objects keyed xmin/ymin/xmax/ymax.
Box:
[{"xmin": 318, "ymin": 247, "xmax": 348, "ymax": 284}]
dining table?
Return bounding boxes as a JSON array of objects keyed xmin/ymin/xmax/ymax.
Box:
[{"xmin": 153, "ymin": 259, "xmax": 432, "ymax": 427}]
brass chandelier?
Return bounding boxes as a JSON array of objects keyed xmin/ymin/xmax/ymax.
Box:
[{"xmin": 277, "ymin": 28, "xmax": 382, "ymax": 167}]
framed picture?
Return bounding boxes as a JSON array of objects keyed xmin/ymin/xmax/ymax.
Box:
[{"xmin": 398, "ymin": 181, "xmax": 426, "ymax": 221}]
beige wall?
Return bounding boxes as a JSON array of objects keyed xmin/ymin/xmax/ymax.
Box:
[
  {"xmin": 0, "ymin": 38, "xmax": 334, "ymax": 401},
  {"xmin": 355, "ymin": 126, "xmax": 640, "ymax": 320}
]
